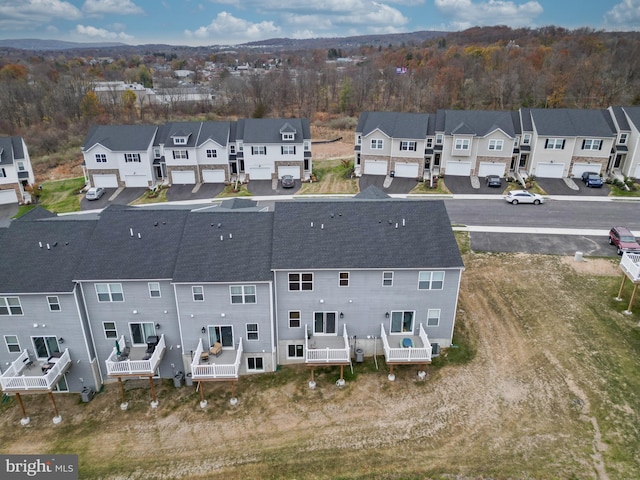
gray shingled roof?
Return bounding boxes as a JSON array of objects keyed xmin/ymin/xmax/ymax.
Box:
[
  {"xmin": 354, "ymin": 185, "xmax": 390, "ymax": 199},
  {"xmin": 520, "ymin": 108, "xmax": 533, "ymax": 132},
  {"xmin": 610, "ymin": 106, "xmax": 631, "ymax": 131},
  {"xmin": 357, "ymin": 112, "xmax": 430, "ymax": 139},
  {"xmin": 0, "ymin": 219, "xmax": 96, "ymax": 293},
  {"xmin": 622, "ymin": 106, "xmax": 640, "ymax": 131},
  {"xmin": 443, "ymin": 110, "xmax": 516, "ymax": 137},
  {"xmin": 162, "ymin": 122, "xmax": 202, "ymax": 147},
  {"xmin": 173, "ymin": 211, "xmax": 273, "ymax": 282},
  {"xmin": 0, "ymin": 136, "xmax": 24, "ymax": 166},
  {"xmin": 198, "ymin": 121, "xmax": 230, "ymax": 147},
  {"xmin": 530, "ymin": 109, "xmax": 616, "ymax": 137},
  {"xmin": 75, "ymin": 206, "xmax": 189, "ymax": 280},
  {"xmin": 82, "ymin": 124, "xmax": 158, "ymax": 151},
  {"xmin": 239, "ymin": 118, "xmax": 310, "ymax": 144},
  {"xmin": 271, "ymin": 200, "xmax": 463, "ymax": 270}
]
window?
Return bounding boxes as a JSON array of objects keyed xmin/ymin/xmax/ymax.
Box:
[
  {"xmin": 174, "ymin": 137, "xmax": 187, "ymax": 145},
  {"xmin": 173, "ymin": 150, "xmax": 189, "ymax": 159},
  {"xmin": 148, "ymin": 282, "xmax": 161, "ymax": 298},
  {"xmin": 287, "ymin": 344, "xmax": 304, "ymax": 358},
  {"xmin": 390, "ymin": 311, "xmax": 414, "ymax": 334},
  {"xmin": 339, "ymin": 272, "xmax": 349, "ymax": 287},
  {"xmin": 427, "ymin": 309, "xmax": 441, "ymax": 327},
  {"xmin": 426, "ymin": 138, "xmax": 433, "ymax": 148},
  {"xmin": 206, "ymin": 149, "xmax": 217, "ymax": 158},
  {"xmin": 103, "ymin": 322, "xmax": 117, "ymax": 339},
  {"xmin": 382, "ymin": 271, "xmax": 393, "ymax": 287},
  {"xmin": 238, "ymin": 142, "xmax": 243, "ymax": 152},
  {"xmin": 192, "ymin": 286, "xmax": 204, "ymax": 302},
  {"xmin": 252, "ymin": 146, "xmax": 267, "ymax": 155},
  {"xmin": 5, "ymin": 335, "xmax": 20, "ymax": 353},
  {"xmin": 95, "ymin": 283, "xmax": 124, "ymax": 302},
  {"xmin": 0, "ymin": 168, "xmax": 5, "ymax": 178},
  {"xmin": 130, "ymin": 322, "xmax": 155, "ymax": 345},
  {"xmin": 400, "ymin": 141, "xmax": 417, "ymax": 151},
  {"xmin": 435, "ymin": 134, "xmax": 444, "ymax": 145},
  {"xmin": 281, "ymin": 145, "xmax": 296, "ymax": 154},
  {"xmin": 288, "ymin": 273, "xmax": 313, "ymax": 291},
  {"xmin": 314, "ymin": 312, "xmax": 337, "ymax": 334},
  {"xmin": 282, "ymin": 132, "xmax": 294, "ymax": 141},
  {"xmin": 371, "ymin": 139, "xmax": 383, "ymax": 150},
  {"xmin": 357, "ymin": 135, "xmax": 362, "ymax": 145},
  {"xmin": 289, "ymin": 311, "xmax": 301, "ymax": 328},
  {"xmin": 246, "ymin": 323, "xmax": 259, "ymax": 341},
  {"xmin": 545, "ymin": 138, "xmax": 564, "ymax": 149},
  {"xmin": 210, "ymin": 325, "xmax": 233, "ymax": 348},
  {"xmin": 16, "ymin": 161, "xmax": 25, "ymax": 171},
  {"xmin": 230, "ymin": 285, "xmax": 256, "ymax": 304},
  {"xmin": 32, "ymin": 336, "xmax": 60, "ymax": 359},
  {"xmin": 514, "ymin": 136, "xmax": 519, "ymax": 147},
  {"xmin": 454, "ymin": 138, "xmax": 470, "ymax": 150},
  {"xmin": 0, "ymin": 297, "xmax": 23, "ymax": 315},
  {"xmin": 247, "ymin": 356, "xmax": 264, "ymax": 371},
  {"xmin": 522, "ymin": 133, "xmax": 531, "ymax": 145},
  {"xmin": 154, "ymin": 148, "xmax": 161, "ymax": 158},
  {"xmin": 47, "ymin": 296, "xmax": 61, "ymax": 312},
  {"xmin": 488, "ymin": 139, "xmax": 504, "ymax": 151},
  {"xmin": 304, "ymin": 141, "xmax": 310, "ymax": 151},
  {"xmin": 619, "ymin": 133, "xmax": 628, "ymax": 145},
  {"xmin": 124, "ymin": 153, "xmax": 141, "ymax": 163},
  {"xmin": 95, "ymin": 153, "xmax": 107, "ymax": 163},
  {"xmin": 418, "ymin": 271, "xmax": 445, "ymax": 290},
  {"xmin": 582, "ymin": 139, "xmax": 602, "ymax": 150},
  {"xmin": 230, "ymin": 145, "xmax": 236, "ymax": 154}
]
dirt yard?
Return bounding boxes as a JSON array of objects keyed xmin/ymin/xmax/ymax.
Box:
[{"xmin": 1, "ymin": 253, "xmax": 638, "ymax": 479}]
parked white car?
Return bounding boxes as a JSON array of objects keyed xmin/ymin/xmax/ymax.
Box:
[
  {"xmin": 85, "ymin": 187, "xmax": 105, "ymax": 201},
  {"xmin": 505, "ymin": 190, "xmax": 544, "ymax": 205}
]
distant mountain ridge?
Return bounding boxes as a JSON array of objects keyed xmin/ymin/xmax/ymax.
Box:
[{"xmin": 0, "ymin": 38, "xmax": 127, "ymax": 50}]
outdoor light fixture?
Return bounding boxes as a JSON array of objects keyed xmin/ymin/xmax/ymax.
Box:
[
  {"xmin": 340, "ymin": 312, "xmax": 344, "ymax": 319},
  {"xmin": 385, "ymin": 312, "xmax": 389, "ymax": 318},
  {"xmin": 319, "ymin": 299, "xmax": 324, "ymax": 304},
  {"xmin": 155, "ymin": 323, "xmax": 160, "ymax": 330},
  {"xmin": 201, "ymin": 327, "xmax": 206, "ymax": 334},
  {"xmin": 58, "ymin": 338, "xmax": 64, "ymax": 344},
  {"xmin": 220, "ymin": 313, "xmax": 226, "ymax": 318}
]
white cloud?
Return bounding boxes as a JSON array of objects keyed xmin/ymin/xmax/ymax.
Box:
[
  {"xmin": 0, "ymin": 0, "xmax": 82, "ymax": 27},
  {"xmin": 184, "ymin": 11, "xmax": 281, "ymax": 44},
  {"xmin": 75, "ymin": 24, "xmax": 134, "ymax": 40},
  {"xmin": 434, "ymin": 0, "xmax": 543, "ymax": 29},
  {"xmin": 82, "ymin": 0, "xmax": 144, "ymax": 15},
  {"xmin": 605, "ymin": 0, "xmax": 640, "ymax": 30}
]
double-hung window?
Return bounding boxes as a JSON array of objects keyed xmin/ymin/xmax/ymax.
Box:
[
  {"xmin": 103, "ymin": 322, "xmax": 117, "ymax": 339},
  {"xmin": 281, "ymin": 145, "xmax": 295, "ymax": 155},
  {"xmin": 339, "ymin": 272, "xmax": 349, "ymax": 287},
  {"xmin": 0, "ymin": 297, "xmax": 23, "ymax": 315},
  {"xmin": 371, "ymin": 139, "xmax": 383, "ymax": 150},
  {"xmin": 382, "ymin": 271, "xmax": 393, "ymax": 287},
  {"xmin": 252, "ymin": 146, "xmax": 267, "ymax": 155},
  {"xmin": 124, "ymin": 153, "xmax": 141, "ymax": 163},
  {"xmin": 148, "ymin": 282, "xmax": 161, "ymax": 298},
  {"xmin": 230, "ymin": 285, "xmax": 256, "ymax": 304},
  {"xmin": 400, "ymin": 141, "xmax": 417, "ymax": 151},
  {"xmin": 173, "ymin": 150, "xmax": 189, "ymax": 159},
  {"xmin": 288, "ymin": 311, "xmax": 301, "ymax": 328},
  {"xmin": 522, "ymin": 133, "xmax": 531, "ymax": 145},
  {"xmin": 95, "ymin": 153, "xmax": 107, "ymax": 163},
  {"xmin": 5, "ymin": 335, "xmax": 20, "ymax": 353},
  {"xmin": 95, "ymin": 283, "xmax": 124, "ymax": 302},
  {"xmin": 435, "ymin": 134, "xmax": 444, "ymax": 145},
  {"xmin": 427, "ymin": 309, "xmax": 441, "ymax": 327},
  {"xmin": 47, "ymin": 296, "xmax": 61, "ymax": 311},
  {"xmin": 206, "ymin": 149, "xmax": 217, "ymax": 158},
  {"xmin": 192, "ymin": 286, "xmax": 204, "ymax": 302},
  {"xmin": 418, "ymin": 271, "xmax": 445, "ymax": 290},
  {"xmin": 619, "ymin": 133, "xmax": 628, "ymax": 144},
  {"xmin": 282, "ymin": 132, "xmax": 294, "ymax": 141},
  {"xmin": 454, "ymin": 138, "xmax": 470, "ymax": 151},
  {"xmin": 488, "ymin": 139, "xmax": 503, "ymax": 151},
  {"xmin": 582, "ymin": 139, "xmax": 602, "ymax": 150},
  {"xmin": 545, "ymin": 138, "xmax": 564, "ymax": 149},
  {"xmin": 246, "ymin": 323, "xmax": 259, "ymax": 341},
  {"xmin": 288, "ymin": 273, "xmax": 313, "ymax": 291}
]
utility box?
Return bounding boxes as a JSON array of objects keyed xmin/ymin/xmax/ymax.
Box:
[
  {"xmin": 355, "ymin": 348, "xmax": 364, "ymax": 363},
  {"xmin": 185, "ymin": 373, "xmax": 193, "ymax": 387},
  {"xmin": 173, "ymin": 371, "xmax": 184, "ymax": 388},
  {"xmin": 81, "ymin": 387, "xmax": 94, "ymax": 403}
]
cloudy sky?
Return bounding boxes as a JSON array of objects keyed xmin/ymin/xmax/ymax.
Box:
[{"xmin": 0, "ymin": 0, "xmax": 638, "ymax": 46}]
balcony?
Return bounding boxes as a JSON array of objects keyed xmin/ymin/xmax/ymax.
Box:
[
  {"xmin": 620, "ymin": 253, "xmax": 640, "ymax": 282},
  {"xmin": 1, "ymin": 349, "xmax": 71, "ymax": 392},
  {"xmin": 105, "ymin": 334, "xmax": 166, "ymax": 377},
  {"xmin": 380, "ymin": 323, "xmax": 432, "ymax": 364},
  {"xmin": 305, "ymin": 324, "xmax": 350, "ymax": 364},
  {"xmin": 190, "ymin": 338, "xmax": 243, "ymax": 380}
]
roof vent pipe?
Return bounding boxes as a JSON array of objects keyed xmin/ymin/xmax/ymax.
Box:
[
  {"xmin": 310, "ymin": 222, "xmax": 314, "ymax": 228},
  {"xmin": 220, "ymin": 235, "xmax": 223, "ymax": 241},
  {"xmin": 229, "ymin": 233, "xmax": 233, "ymax": 239},
  {"xmin": 321, "ymin": 224, "xmax": 324, "ymax": 230},
  {"xmin": 130, "ymin": 228, "xmax": 134, "ymax": 237},
  {"xmin": 39, "ymin": 241, "xmax": 43, "ymax": 248},
  {"xmin": 46, "ymin": 243, "xmax": 50, "ymax": 250},
  {"xmin": 138, "ymin": 233, "xmax": 141, "ymax": 239},
  {"xmin": 402, "ymin": 218, "xmax": 406, "ymax": 227},
  {"xmin": 395, "ymin": 223, "xmax": 398, "ymax": 229}
]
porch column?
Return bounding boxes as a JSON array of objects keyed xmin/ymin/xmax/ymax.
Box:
[
  {"xmin": 230, "ymin": 381, "xmax": 238, "ymax": 406},
  {"xmin": 16, "ymin": 393, "xmax": 30, "ymax": 425},
  {"xmin": 199, "ymin": 381, "xmax": 207, "ymax": 409},
  {"xmin": 309, "ymin": 367, "xmax": 316, "ymax": 389},
  {"xmin": 616, "ymin": 274, "xmax": 626, "ymax": 301},
  {"xmin": 149, "ymin": 377, "xmax": 158, "ymax": 408},
  {"xmin": 624, "ymin": 284, "xmax": 639, "ymax": 315},
  {"xmin": 48, "ymin": 391, "xmax": 62, "ymax": 424}
]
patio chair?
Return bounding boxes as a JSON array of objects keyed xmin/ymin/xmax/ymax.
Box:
[{"xmin": 209, "ymin": 342, "xmax": 222, "ymax": 357}]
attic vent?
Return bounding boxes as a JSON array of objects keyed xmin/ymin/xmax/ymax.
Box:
[
  {"xmin": 154, "ymin": 222, "xmax": 159, "ymax": 227},
  {"xmin": 330, "ymin": 213, "xmax": 334, "ymax": 218},
  {"xmin": 217, "ymin": 223, "xmax": 222, "ymax": 228}
]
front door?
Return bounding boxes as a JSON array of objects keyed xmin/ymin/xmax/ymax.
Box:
[
  {"xmin": 614, "ymin": 154, "xmax": 624, "ymax": 169},
  {"xmin": 32, "ymin": 336, "xmax": 60, "ymax": 359},
  {"xmin": 519, "ymin": 154, "xmax": 528, "ymax": 168}
]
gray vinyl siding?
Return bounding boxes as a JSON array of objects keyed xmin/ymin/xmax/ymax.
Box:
[
  {"xmin": 80, "ymin": 279, "xmax": 182, "ymax": 379},
  {"xmin": 274, "ymin": 268, "xmax": 462, "ymax": 342}
]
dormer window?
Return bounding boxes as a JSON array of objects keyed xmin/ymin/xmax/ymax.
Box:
[
  {"xmin": 174, "ymin": 137, "xmax": 187, "ymax": 145},
  {"xmin": 522, "ymin": 133, "xmax": 531, "ymax": 145},
  {"xmin": 280, "ymin": 123, "xmax": 297, "ymax": 141},
  {"xmin": 619, "ymin": 133, "xmax": 628, "ymax": 145},
  {"xmin": 282, "ymin": 132, "xmax": 295, "ymax": 141},
  {"xmin": 435, "ymin": 134, "xmax": 443, "ymax": 145}
]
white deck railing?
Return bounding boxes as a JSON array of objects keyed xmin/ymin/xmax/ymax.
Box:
[
  {"xmin": 190, "ymin": 337, "xmax": 243, "ymax": 380},
  {"xmin": 105, "ymin": 334, "xmax": 166, "ymax": 376},
  {"xmin": 381, "ymin": 323, "xmax": 432, "ymax": 363},
  {"xmin": 305, "ymin": 324, "xmax": 350, "ymax": 363},
  {"xmin": 620, "ymin": 253, "xmax": 640, "ymax": 282},
  {"xmin": 0, "ymin": 349, "xmax": 71, "ymax": 392}
]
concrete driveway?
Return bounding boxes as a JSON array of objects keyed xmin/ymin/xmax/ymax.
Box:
[
  {"xmin": 80, "ymin": 188, "xmax": 116, "ymax": 210},
  {"xmin": 444, "ymin": 176, "xmax": 506, "ymax": 195},
  {"xmin": 110, "ymin": 188, "xmax": 147, "ymax": 205},
  {"xmin": 471, "ymin": 232, "xmax": 617, "ymax": 257},
  {"xmin": 358, "ymin": 175, "xmax": 420, "ymax": 194},
  {"xmin": 536, "ymin": 177, "xmax": 610, "ymax": 196},
  {"xmin": 0, "ymin": 203, "xmax": 18, "ymax": 227},
  {"xmin": 166, "ymin": 183, "xmax": 225, "ymax": 201},
  {"xmin": 248, "ymin": 179, "xmax": 300, "ymax": 196}
]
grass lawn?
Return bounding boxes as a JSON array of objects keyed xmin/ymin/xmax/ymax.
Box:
[
  {"xmin": 16, "ymin": 177, "xmax": 86, "ymax": 216},
  {"xmin": 297, "ymin": 157, "xmax": 358, "ymax": 195}
]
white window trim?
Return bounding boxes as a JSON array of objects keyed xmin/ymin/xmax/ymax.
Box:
[
  {"xmin": 488, "ymin": 139, "xmax": 504, "ymax": 151},
  {"xmin": 427, "ymin": 309, "xmax": 441, "ymax": 327},
  {"xmin": 47, "ymin": 296, "xmax": 61, "ymax": 312},
  {"xmin": 312, "ymin": 311, "xmax": 338, "ymax": 336},
  {"xmin": 246, "ymin": 356, "xmax": 264, "ymax": 371},
  {"xmin": 287, "ymin": 343, "xmax": 304, "ymax": 358},
  {"xmin": 252, "ymin": 146, "xmax": 267, "ymax": 155},
  {"xmin": 435, "ymin": 134, "xmax": 444, "ymax": 145},
  {"xmin": 173, "ymin": 137, "xmax": 187, "ymax": 145},
  {"xmin": 282, "ymin": 132, "xmax": 295, "ymax": 141},
  {"xmin": 382, "ymin": 271, "xmax": 393, "ymax": 287},
  {"xmin": 124, "ymin": 153, "xmax": 141, "ymax": 163},
  {"xmin": 522, "ymin": 133, "xmax": 531, "ymax": 145},
  {"xmin": 148, "ymin": 282, "xmax": 161, "ymax": 298},
  {"xmin": 288, "ymin": 311, "xmax": 301, "ymax": 328},
  {"xmin": 371, "ymin": 139, "xmax": 383, "ymax": 150},
  {"xmin": 103, "ymin": 321, "xmax": 118, "ymax": 339},
  {"xmin": 545, "ymin": 138, "xmax": 564, "ymax": 149},
  {"xmin": 400, "ymin": 141, "xmax": 417, "ymax": 151},
  {"xmin": 339, "ymin": 272, "xmax": 349, "ymax": 287},
  {"xmin": 192, "ymin": 286, "xmax": 204, "ymax": 302},
  {"xmin": 582, "ymin": 139, "xmax": 602, "ymax": 151},
  {"xmin": 246, "ymin": 323, "xmax": 259, "ymax": 341},
  {"xmin": 4, "ymin": 335, "xmax": 20, "ymax": 353},
  {"xmin": 389, "ymin": 310, "xmax": 415, "ymax": 335},
  {"xmin": 95, "ymin": 283, "xmax": 124, "ymax": 302},
  {"xmin": 95, "ymin": 153, "xmax": 107, "ymax": 163},
  {"xmin": 619, "ymin": 133, "xmax": 628, "ymax": 144},
  {"xmin": 230, "ymin": 285, "xmax": 256, "ymax": 304},
  {"xmin": 418, "ymin": 271, "xmax": 445, "ymax": 290},
  {"xmin": 288, "ymin": 272, "xmax": 313, "ymax": 292},
  {"xmin": 282, "ymin": 145, "xmax": 295, "ymax": 155},
  {"xmin": 454, "ymin": 138, "xmax": 470, "ymax": 151},
  {"xmin": 0, "ymin": 297, "xmax": 23, "ymax": 316},
  {"xmin": 206, "ymin": 149, "xmax": 217, "ymax": 158}
]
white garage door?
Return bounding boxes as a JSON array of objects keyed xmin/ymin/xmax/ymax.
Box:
[
  {"xmin": 445, "ymin": 161, "xmax": 472, "ymax": 176},
  {"xmin": 478, "ymin": 162, "xmax": 506, "ymax": 177},
  {"xmin": 571, "ymin": 163, "xmax": 600, "ymax": 177},
  {"xmin": 535, "ymin": 163, "xmax": 564, "ymax": 178},
  {"xmin": 93, "ymin": 174, "xmax": 118, "ymax": 188},
  {"xmin": 249, "ymin": 167, "xmax": 272, "ymax": 180},
  {"xmin": 202, "ymin": 169, "xmax": 225, "ymax": 183},
  {"xmin": 394, "ymin": 163, "xmax": 419, "ymax": 178},
  {"xmin": 0, "ymin": 189, "xmax": 18, "ymax": 205},
  {"xmin": 278, "ymin": 166, "xmax": 301, "ymax": 179},
  {"xmin": 634, "ymin": 164, "xmax": 640, "ymax": 179},
  {"xmin": 364, "ymin": 160, "xmax": 388, "ymax": 175},
  {"xmin": 125, "ymin": 175, "xmax": 148, "ymax": 187},
  {"xmin": 172, "ymin": 170, "xmax": 196, "ymax": 184}
]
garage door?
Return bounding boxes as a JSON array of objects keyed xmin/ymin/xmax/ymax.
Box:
[
  {"xmin": 445, "ymin": 161, "xmax": 472, "ymax": 176},
  {"xmin": 125, "ymin": 175, "xmax": 149, "ymax": 187},
  {"xmin": 93, "ymin": 174, "xmax": 118, "ymax": 188},
  {"xmin": 0, "ymin": 189, "xmax": 18, "ymax": 205},
  {"xmin": 278, "ymin": 166, "xmax": 301, "ymax": 179},
  {"xmin": 477, "ymin": 162, "xmax": 506, "ymax": 177},
  {"xmin": 394, "ymin": 163, "xmax": 419, "ymax": 178},
  {"xmin": 535, "ymin": 163, "xmax": 564, "ymax": 178},
  {"xmin": 364, "ymin": 160, "xmax": 388, "ymax": 175},
  {"xmin": 634, "ymin": 164, "xmax": 640, "ymax": 179},
  {"xmin": 571, "ymin": 163, "xmax": 600, "ymax": 177},
  {"xmin": 202, "ymin": 169, "xmax": 225, "ymax": 183},
  {"xmin": 172, "ymin": 170, "xmax": 196, "ymax": 184},
  {"xmin": 249, "ymin": 167, "xmax": 272, "ymax": 180}
]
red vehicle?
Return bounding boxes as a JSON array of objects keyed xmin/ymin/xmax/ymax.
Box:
[{"xmin": 609, "ymin": 226, "xmax": 640, "ymax": 255}]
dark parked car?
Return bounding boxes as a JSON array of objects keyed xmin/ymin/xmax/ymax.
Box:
[
  {"xmin": 281, "ymin": 175, "xmax": 295, "ymax": 188},
  {"xmin": 85, "ymin": 187, "xmax": 105, "ymax": 200},
  {"xmin": 485, "ymin": 175, "xmax": 502, "ymax": 188},
  {"xmin": 581, "ymin": 171, "xmax": 604, "ymax": 188},
  {"xmin": 609, "ymin": 226, "xmax": 640, "ymax": 255}
]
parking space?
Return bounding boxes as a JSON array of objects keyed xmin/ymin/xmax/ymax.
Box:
[
  {"xmin": 471, "ymin": 233, "xmax": 617, "ymax": 256},
  {"xmin": 444, "ymin": 176, "xmax": 506, "ymax": 195},
  {"xmin": 247, "ymin": 179, "xmax": 300, "ymax": 196},
  {"xmin": 166, "ymin": 183, "xmax": 226, "ymax": 201},
  {"xmin": 166, "ymin": 185, "xmax": 196, "ymax": 202},
  {"xmin": 0, "ymin": 203, "xmax": 18, "ymax": 227},
  {"xmin": 110, "ymin": 188, "xmax": 147, "ymax": 205},
  {"xmin": 80, "ymin": 188, "xmax": 116, "ymax": 210},
  {"xmin": 536, "ymin": 178, "xmax": 610, "ymax": 196},
  {"xmin": 358, "ymin": 175, "xmax": 420, "ymax": 194}
]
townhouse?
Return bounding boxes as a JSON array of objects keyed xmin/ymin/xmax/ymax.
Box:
[
  {"xmin": 82, "ymin": 117, "xmax": 312, "ymax": 188},
  {"xmin": 355, "ymin": 107, "xmax": 640, "ymax": 182},
  {"xmin": 0, "ymin": 136, "xmax": 35, "ymax": 205}
]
